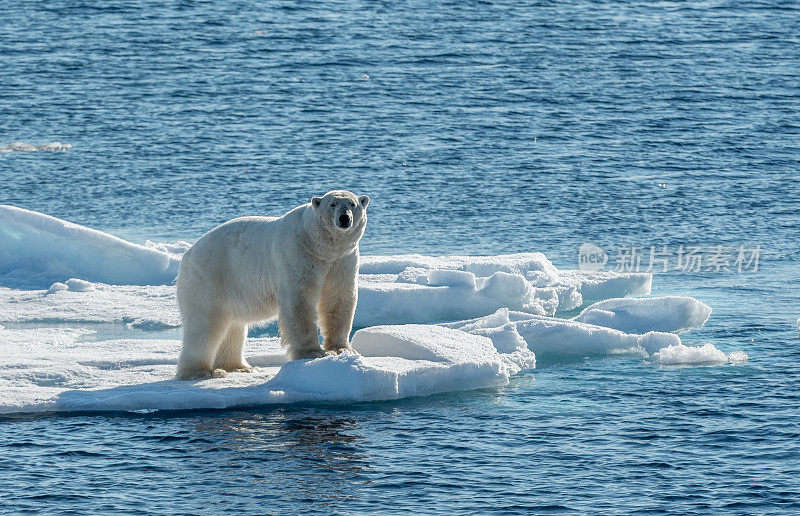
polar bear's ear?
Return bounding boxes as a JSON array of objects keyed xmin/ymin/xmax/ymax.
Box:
[
  {"xmin": 311, "ymin": 197, "xmax": 322, "ymax": 209},
  {"xmin": 359, "ymin": 195, "xmax": 370, "ymax": 209}
]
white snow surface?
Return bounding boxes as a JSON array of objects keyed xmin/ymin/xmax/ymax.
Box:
[
  {"xmin": 0, "ymin": 206, "xmax": 747, "ymax": 414},
  {"xmin": 0, "ymin": 284, "xmax": 181, "ymax": 329}
]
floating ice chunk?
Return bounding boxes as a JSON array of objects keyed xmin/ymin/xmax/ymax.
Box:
[
  {"xmin": 0, "ymin": 141, "xmax": 72, "ymax": 152},
  {"xmin": 468, "ymin": 323, "xmax": 525, "ymax": 354},
  {"xmin": 56, "ymin": 352, "xmax": 508, "ymax": 413},
  {"xmin": 0, "ymin": 205, "xmax": 180, "ymax": 288},
  {"xmin": 652, "ymin": 343, "xmax": 748, "ymax": 365},
  {"xmin": 636, "ymin": 331, "xmax": 684, "ymax": 355},
  {"xmin": 267, "ymin": 353, "xmax": 416, "ymax": 402},
  {"xmin": 524, "ymin": 269, "xmax": 558, "ymax": 288},
  {"xmin": 530, "ymin": 287, "xmax": 560, "ymax": 316},
  {"xmin": 552, "ymin": 285, "xmax": 583, "ymax": 313},
  {"xmin": 5, "ymin": 142, "xmax": 37, "ymax": 152},
  {"xmin": 444, "ymin": 309, "xmax": 748, "ymax": 367},
  {"xmin": 434, "ymin": 310, "xmax": 534, "ymax": 371},
  {"xmin": 363, "ymin": 254, "xmax": 650, "ymax": 315},
  {"xmin": 573, "ymin": 296, "xmax": 712, "ymax": 333},
  {"xmin": 443, "ymin": 307, "xmax": 514, "ymax": 331},
  {"xmin": 513, "ymin": 316, "xmax": 680, "ymax": 357},
  {"xmin": 469, "ymin": 323, "xmax": 537, "ymax": 372},
  {"xmin": 728, "ymin": 351, "xmax": 749, "ymax": 363},
  {"xmin": 35, "ymin": 142, "xmax": 72, "ymax": 152}
]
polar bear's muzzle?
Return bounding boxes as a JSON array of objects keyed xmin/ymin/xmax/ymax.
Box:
[{"xmin": 336, "ymin": 212, "xmax": 353, "ymax": 229}]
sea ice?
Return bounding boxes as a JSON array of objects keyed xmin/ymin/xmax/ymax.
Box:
[
  {"xmin": 0, "ymin": 205, "xmax": 748, "ymax": 414},
  {"xmin": 444, "ymin": 308, "xmax": 747, "ymax": 366},
  {"xmin": 443, "ymin": 308, "xmax": 679, "ymax": 357},
  {"xmin": 652, "ymin": 343, "xmax": 749, "ymax": 365}
]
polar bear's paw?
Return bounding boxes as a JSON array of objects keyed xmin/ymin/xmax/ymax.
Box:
[
  {"xmin": 334, "ymin": 347, "xmax": 359, "ymax": 355},
  {"xmin": 229, "ymin": 365, "xmax": 258, "ymax": 374},
  {"xmin": 176, "ymin": 367, "xmax": 224, "ymax": 381},
  {"xmin": 292, "ymin": 348, "xmax": 328, "ymax": 360},
  {"xmin": 211, "ymin": 368, "xmax": 228, "ymax": 378}
]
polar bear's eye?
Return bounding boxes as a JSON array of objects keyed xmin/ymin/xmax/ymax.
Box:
[
  {"xmin": 330, "ymin": 203, "xmax": 336, "ymax": 207},
  {"xmin": 350, "ymin": 202, "xmax": 356, "ymax": 207}
]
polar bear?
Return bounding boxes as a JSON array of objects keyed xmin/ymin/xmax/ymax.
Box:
[{"xmin": 175, "ymin": 190, "xmax": 369, "ymax": 380}]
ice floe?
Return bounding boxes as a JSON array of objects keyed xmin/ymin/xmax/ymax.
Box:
[
  {"xmin": 0, "ymin": 206, "xmax": 749, "ymax": 414},
  {"xmin": 652, "ymin": 343, "xmax": 749, "ymax": 366},
  {"xmin": 442, "ymin": 308, "xmax": 746, "ymax": 367}
]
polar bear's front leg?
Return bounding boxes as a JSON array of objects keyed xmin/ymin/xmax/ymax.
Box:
[
  {"xmin": 319, "ymin": 254, "xmax": 358, "ymax": 354},
  {"xmin": 278, "ymin": 288, "xmax": 325, "ymax": 360},
  {"xmin": 213, "ymin": 324, "xmax": 256, "ymax": 373},
  {"xmin": 176, "ymin": 313, "xmax": 230, "ymax": 380}
]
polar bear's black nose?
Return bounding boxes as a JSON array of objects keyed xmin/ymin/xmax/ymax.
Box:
[{"xmin": 338, "ymin": 213, "xmax": 352, "ymax": 228}]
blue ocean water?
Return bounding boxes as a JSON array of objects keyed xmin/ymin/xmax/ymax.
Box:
[{"xmin": 2, "ymin": 0, "xmax": 799, "ymax": 513}]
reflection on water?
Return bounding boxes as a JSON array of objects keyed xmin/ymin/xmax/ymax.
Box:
[{"xmin": 186, "ymin": 409, "xmax": 372, "ymax": 509}]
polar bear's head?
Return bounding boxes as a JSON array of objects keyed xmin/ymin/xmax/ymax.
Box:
[{"xmin": 311, "ymin": 190, "xmax": 370, "ymax": 235}]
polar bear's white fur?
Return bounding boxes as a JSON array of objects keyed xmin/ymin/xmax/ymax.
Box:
[{"xmin": 175, "ymin": 190, "xmax": 369, "ymax": 380}]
